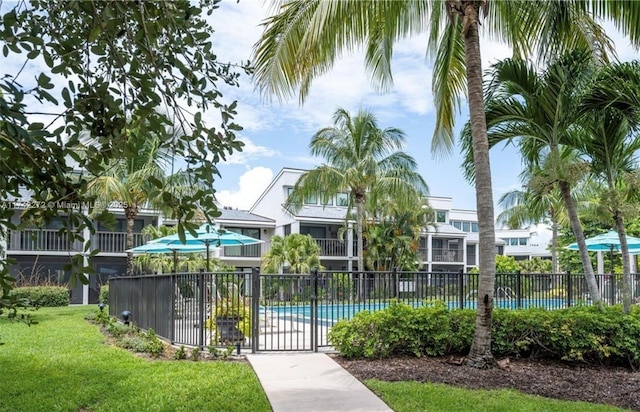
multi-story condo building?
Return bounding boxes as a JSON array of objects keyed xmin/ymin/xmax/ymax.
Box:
[{"xmin": 3, "ymin": 167, "xmax": 550, "ymax": 304}]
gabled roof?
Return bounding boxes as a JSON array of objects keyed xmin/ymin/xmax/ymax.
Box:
[
  {"xmin": 249, "ymin": 167, "xmax": 306, "ymax": 213},
  {"xmin": 218, "ymin": 207, "xmax": 275, "ymax": 224}
]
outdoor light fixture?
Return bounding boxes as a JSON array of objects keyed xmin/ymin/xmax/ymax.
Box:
[
  {"xmin": 98, "ymin": 302, "xmax": 106, "ymax": 312},
  {"xmin": 120, "ymin": 310, "xmax": 132, "ymax": 326}
]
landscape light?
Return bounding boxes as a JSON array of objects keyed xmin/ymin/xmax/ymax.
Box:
[{"xmin": 120, "ymin": 310, "xmax": 132, "ymax": 326}]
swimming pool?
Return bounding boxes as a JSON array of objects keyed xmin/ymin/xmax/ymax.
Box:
[{"xmin": 269, "ymin": 298, "xmax": 570, "ymax": 325}]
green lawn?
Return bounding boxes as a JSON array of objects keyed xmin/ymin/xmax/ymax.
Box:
[
  {"xmin": 0, "ymin": 306, "xmax": 628, "ymax": 412},
  {"xmin": 367, "ymin": 380, "xmax": 627, "ymax": 412},
  {"xmin": 0, "ymin": 306, "xmax": 271, "ymax": 412}
]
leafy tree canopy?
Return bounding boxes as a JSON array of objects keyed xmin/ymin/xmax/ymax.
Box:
[{"xmin": 0, "ymin": 0, "xmax": 247, "ymax": 308}]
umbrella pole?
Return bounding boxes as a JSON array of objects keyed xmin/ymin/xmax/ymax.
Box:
[
  {"xmin": 206, "ymin": 241, "xmax": 210, "ymax": 272},
  {"xmin": 610, "ymin": 245, "xmax": 614, "ymax": 274},
  {"xmin": 173, "ymin": 250, "xmax": 178, "ymax": 273}
]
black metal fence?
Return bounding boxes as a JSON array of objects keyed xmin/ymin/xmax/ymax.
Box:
[{"xmin": 108, "ymin": 270, "xmax": 640, "ymax": 352}]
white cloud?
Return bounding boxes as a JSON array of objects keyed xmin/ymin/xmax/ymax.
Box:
[
  {"xmin": 215, "ymin": 166, "xmax": 274, "ymax": 209},
  {"xmin": 222, "ymin": 137, "xmax": 279, "ymax": 165}
]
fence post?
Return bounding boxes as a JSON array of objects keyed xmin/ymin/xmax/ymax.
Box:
[
  {"xmin": 251, "ymin": 267, "xmax": 260, "ymax": 354},
  {"xmin": 610, "ymin": 272, "xmax": 616, "ymax": 305},
  {"xmin": 170, "ymin": 274, "xmax": 176, "ymax": 344},
  {"xmin": 458, "ymin": 269, "xmax": 464, "ymax": 310},
  {"xmin": 311, "ymin": 268, "xmax": 319, "ymax": 352},
  {"xmin": 198, "ymin": 268, "xmax": 205, "ymax": 348},
  {"xmin": 392, "ymin": 267, "xmax": 398, "ymax": 299},
  {"xmin": 566, "ymin": 271, "xmax": 572, "ymax": 308},
  {"xmin": 516, "ymin": 270, "xmax": 522, "ymax": 309}
]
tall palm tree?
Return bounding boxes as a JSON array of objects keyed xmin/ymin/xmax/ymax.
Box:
[
  {"xmin": 88, "ymin": 134, "xmax": 192, "ymax": 276},
  {"xmin": 252, "ymin": 0, "xmax": 637, "ymax": 367},
  {"xmin": 578, "ymin": 63, "xmax": 640, "ymax": 312},
  {"xmin": 462, "ymin": 51, "xmax": 604, "ymax": 305},
  {"xmin": 284, "ymin": 108, "xmax": 429, "ymax": 298}
]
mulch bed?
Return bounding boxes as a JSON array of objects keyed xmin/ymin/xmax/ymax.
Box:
[{"xmin": 331, "ymin": 354, "xmax": 640, "ymax": 411}]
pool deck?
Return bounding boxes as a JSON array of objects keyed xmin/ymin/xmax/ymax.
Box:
[{"xmin": 247, "ymin": 352, "xmax": 392, "ymax": 412}]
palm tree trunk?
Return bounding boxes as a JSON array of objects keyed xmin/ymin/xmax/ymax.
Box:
[
  {"xmin": 551, "ymin": 214, "xmax": 559, "ymax": 274},
  {"xmin": 614, "ymin": 210, "xmax": 632, "ymax": 313},
  {"xmin": 558, "ymin": 181, "xmax": 602, "ymax": 306},
  {"xmin": 125, "ymin": 208, "xmax": 135, "ymax": 276},
  {"xmin": 356, "ymin": 195, "xmax": 365, "ymax": 300},
  {"xmin": 462, "ymin": 2, "xmax": 496, "ymax": 369}
]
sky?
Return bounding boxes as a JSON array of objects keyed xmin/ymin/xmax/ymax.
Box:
[
  {"xmin": 208, "ymin": 2, "xmax": 638, "ymax": 213},
  {"xmin": 2, "ymin": 1, "xmax": 637, "ymax": 215}
]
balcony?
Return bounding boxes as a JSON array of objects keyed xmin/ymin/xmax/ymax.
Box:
[
  {"xmin": 219, "ymin": 241, "xmax": 269, "ymax": 258},
  {"xmin": 432, "ymin": 248, "xmax": 463, "ymax": 262},
  {"xmin": 8, "ymin": 229, "xmax": 84, "ymax": 252},
  {"xmin": 95, "ymin": 231, "xmax": 146, "ymax": 253}
]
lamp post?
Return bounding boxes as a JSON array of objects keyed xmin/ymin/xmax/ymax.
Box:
[{"xmin": 98, "ymin": 302, "xmax": 106, "ymax": 312}]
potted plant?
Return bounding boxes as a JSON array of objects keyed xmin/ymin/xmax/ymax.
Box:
[{"xmin": 207, "ymin": 295, "xmax": 251, "ymax": 344}]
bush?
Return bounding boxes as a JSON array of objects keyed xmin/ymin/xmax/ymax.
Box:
[
  {"xmin": 329, "ymin": 302, "xmax": 640, "ymax": 369},
  {"xmin": 99, "ymin": 284, "xmax": 109, "ymax": 305},
  {"xmin": 11, "ymin": 286, "xmax": 69, "ymax": 307}
]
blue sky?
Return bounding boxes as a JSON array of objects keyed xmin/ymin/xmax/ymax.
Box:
[
  {"xmin": 3, "ymin": 1, "xmax": 636, "ymax": 214},
  {"xmin": 209, "ymin": 2, "xmax": 637, "ymax": 212}
]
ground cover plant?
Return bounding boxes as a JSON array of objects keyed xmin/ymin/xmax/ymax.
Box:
[{"xmin": 0, "ymin": 306, "xmax": 271, "ymax": 412}]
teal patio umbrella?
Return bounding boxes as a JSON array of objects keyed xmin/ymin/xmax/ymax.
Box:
[
  {"xmin": 149, "ymin": 224, "xmax": 263, "ymax": 270},
  {"xmin": 565, "ymin": 230, "xmax": 640, "ymax": 272},
  {"xmin": 127, "ymin": 242, "xmax": 208, "ymax": 272}
]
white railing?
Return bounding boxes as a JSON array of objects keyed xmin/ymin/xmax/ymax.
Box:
[
  {"xmin": 432, "ymin": 248, "xmax": 463, "ymax": 262},
  {"xmin": 314, "ymin": 238, "xmax": 348, "ymax": 257},
  {"xmin": 95, "ymin": 232, "xmax": 146, "ymax": 253},
  {"xmin": 8, "ymin": 229, "xmax": 84, "ymax": 252}
]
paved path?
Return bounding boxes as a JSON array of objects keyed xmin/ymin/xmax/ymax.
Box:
[{"xmin": 247, "ymin": 353, "xmax": 393, "ymax": 412}]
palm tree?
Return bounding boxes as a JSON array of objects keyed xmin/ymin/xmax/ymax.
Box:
[
  {"xmin": 578, "ymin": 63, "xmax": 640, "ymax": 312},
  {"xmin": 284, "ymin": 108, "xmax": 429, "ymax": 298},
  {"xmin": 252, "ymin": 0, "xmax": 638, "ymax": 367},
  {"xmin": 364, "ymin": 200, "xmax": 433, "ymax": 271},
  {"xmin": 261, "ymin": 234, "xmax": 323, "ymax": 274},
  {"xmin": 462, "ymin": 51, "xmax": 605, "ymax": 305},
  {"xmin": 88, "ymin": 134, "xmax": 192, "ymax": 276},
  {"xmin": 497, "ymin": 185, "xmax": 565, "ymax": 274}
]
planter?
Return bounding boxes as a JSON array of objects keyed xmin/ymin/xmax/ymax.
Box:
[{"xmin": 215, "ymin": 316, "xmax": 245, "ymax": 343}]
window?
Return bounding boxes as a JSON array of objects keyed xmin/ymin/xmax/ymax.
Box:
[
  {"xmin": 510, "ymin": 238, "xmax": 518, "ymax": 246},
  {"xmin": 336, "ymin": 192, "xmax": 349, "ymax": 206},
  {"xmin": 320, "ymin": 192, "xmax": 333, "ymax": 206},
  {"xmin": 462, "ymin": 222, "xmax": 471, "ymax": 232},
  {"xmin": 435, "ymin": 210, "xmax": 446, "ymax": 223},
  {"xmin": 304, "ymin": 193, "xmax": 318, "ymax": 205},
  {"xmin": 286, "ymin": 187, "xmax": 294, "ymax": 197},
  {"xmin": 519, "ymin": 238, "xmax": 527, "ymax": 246},
  {"xmin": 452, "ymin": 221, "xmax": 462, "ymax": 230}
]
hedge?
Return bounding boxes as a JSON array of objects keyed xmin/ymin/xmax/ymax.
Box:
[
  {"xmin": 11, "ymin": 286, "xmax": 70, "ymax": 307},
  {"xmin": 328, "ymin": 301, "xmax": 640, "ymax": 369}
]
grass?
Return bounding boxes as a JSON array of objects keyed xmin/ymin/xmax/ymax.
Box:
[
  {"xmin": 0, "ymin": 306, "xmax": 628, "ymax": 412},
  {"xmin": 367, "ymin": 380, "xmax": 627, "ymax": 412},
  {"xmin": 0, "ymin": 306, "xmax": 271, "ymax": 412}
]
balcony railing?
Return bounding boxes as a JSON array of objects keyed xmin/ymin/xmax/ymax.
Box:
[
  {"xmin": 95, "ymin": 231, "xmax": 146, "ymax": 253},
  {"xmin": 8, "ymin": 229, "xmax": 84, "ymax": 252},
  {"xmin": 219, "ymin": 241, "xmax": 269, "ymax": 258},
  {"xmin": 432, "ymin": 248, "xmax": 463, "ymax": 262}
]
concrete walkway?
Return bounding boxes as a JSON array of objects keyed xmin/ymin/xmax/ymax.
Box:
[{"xmin": 247, "ymin": 353, "xmax": 393, "ymax": 412}]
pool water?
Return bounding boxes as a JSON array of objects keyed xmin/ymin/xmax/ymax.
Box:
[{"xmin": 269, "ymin": 298, "xmax": 568, "ymax": 325}]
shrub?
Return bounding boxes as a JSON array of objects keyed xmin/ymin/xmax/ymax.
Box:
[
  {"xmin": 99, "ymin": 284, "xmax": 109, "ymax": 305},
  {"xmin": 329, "ymin": 302, "xmax": 640, "ymax": 369},
  {"xmin": 11, "ymin": 286, "xmax": 69, "ymax": 307}
]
